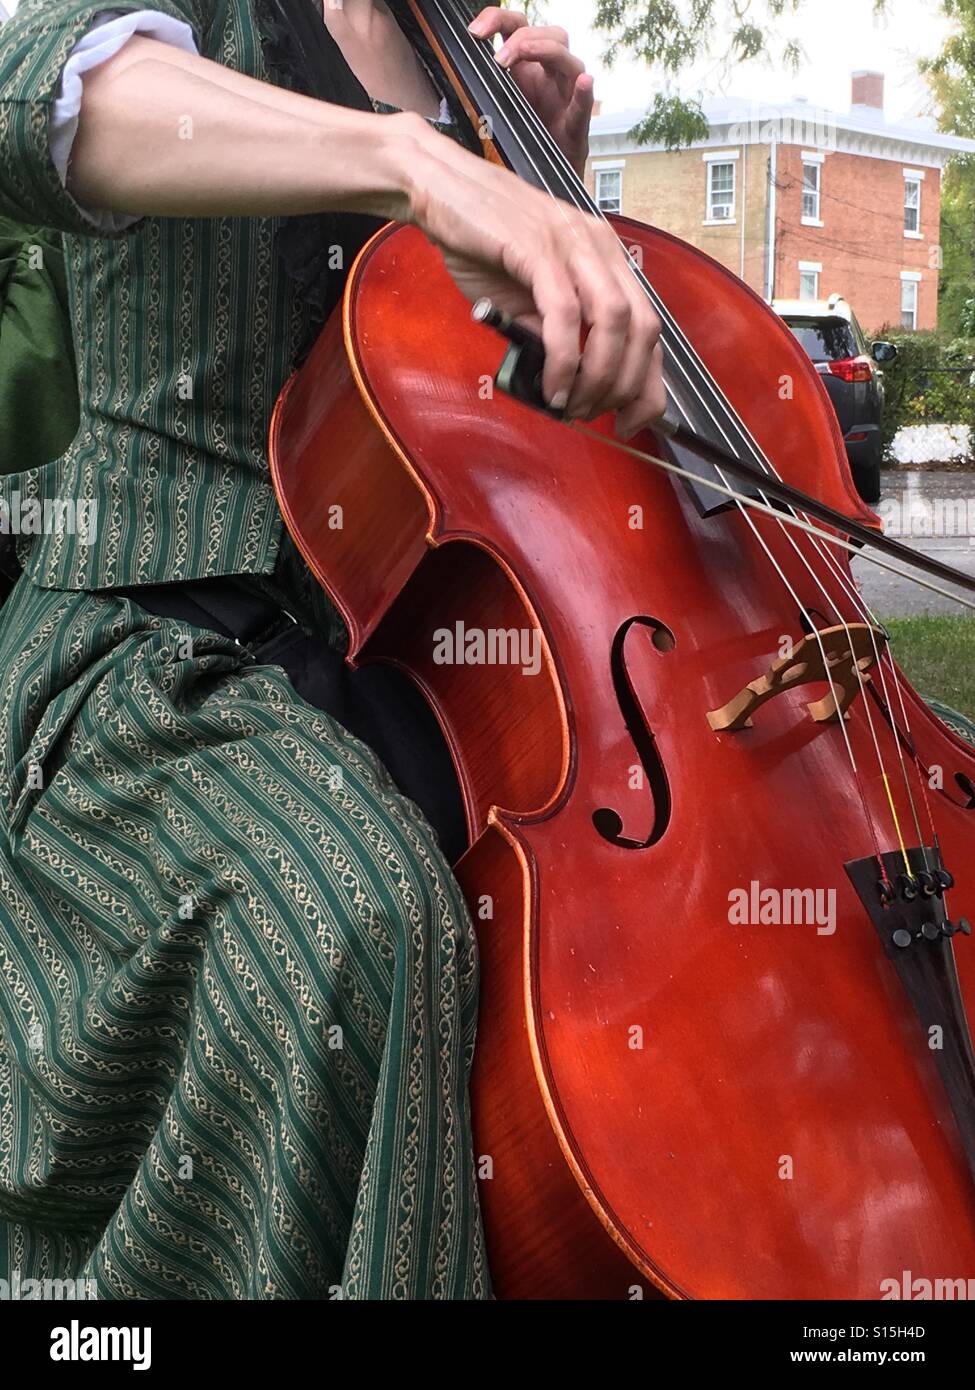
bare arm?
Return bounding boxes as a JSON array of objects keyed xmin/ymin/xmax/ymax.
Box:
[
  {"xmin": 69, "ymin": 35, "xmax": 665, "ymax": 437},
  {"xmin": 69, "ymin": 36, "xmax": 415, "ymax": 219}
]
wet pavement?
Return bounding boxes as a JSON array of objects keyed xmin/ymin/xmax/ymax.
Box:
[{"xmin": 851, "ymin": 469, "xmax": 975, "ymax": 618}]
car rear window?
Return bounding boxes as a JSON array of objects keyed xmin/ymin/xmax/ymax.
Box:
[{"xmin": 784, "ymin": 317, "xmax": 858, "ymax": 362}]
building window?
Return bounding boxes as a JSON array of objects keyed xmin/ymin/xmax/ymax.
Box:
[
  {"xmin": 904, "ymin": 174, "xmax": 922, "ymax": 236},
  {"xmin": 900, "ymin": 274, "xmax": 920, "ymax": 329},
  {"xmin": 594, "ymin": 168, "xmax": 622, "ymax": 214},
  {"xmin": 799, "ymin": 261, "xmax": 822, "ymax": 300},
  {"xmin": 802, "ymin": 160, "xmax": 821, "ymax": 222},
  {"xmin": 707, "ymin": 161, "xmax": 736, "ymax": 221}
]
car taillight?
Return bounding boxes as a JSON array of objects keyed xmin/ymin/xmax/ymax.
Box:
[{"xmin": 827, "ymin": 356, "xmax": 873, "ymax": 383}]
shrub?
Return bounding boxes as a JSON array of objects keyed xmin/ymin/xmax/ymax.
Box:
[{"xmin": 874, "ymin": 327, "xmax": 975, "ymax": 457}]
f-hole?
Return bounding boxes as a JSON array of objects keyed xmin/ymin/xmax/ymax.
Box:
[
  {"xmin": 592, "ymin": 616, "xmax": 674, "ymax": 850},
  {"xmin": 955, "ymin": 773, "xmax": 975, "ymax": 811}
]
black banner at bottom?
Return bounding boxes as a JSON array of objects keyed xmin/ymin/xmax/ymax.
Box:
[{"xmin": 1, "ymin": 1297, "xmax": 969, "ymax": 1374}]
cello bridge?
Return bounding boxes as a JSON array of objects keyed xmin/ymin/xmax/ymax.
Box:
[{"xmin": 707, "ymin": 623, "xmax": 887, "ymax": 732}]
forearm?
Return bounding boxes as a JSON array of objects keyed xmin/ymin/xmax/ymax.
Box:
[
  {"xmin": 64, "ymin": 27, "xmax": 665, "ymax": 433},
  {"xmin": 68, "ymin": 35, "xmax": 420, "ymax": 220}
]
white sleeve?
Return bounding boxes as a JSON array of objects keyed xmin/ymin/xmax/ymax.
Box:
[{"xmin": 51, "ymin": 8, "xmax": 200, "ymax": 232}]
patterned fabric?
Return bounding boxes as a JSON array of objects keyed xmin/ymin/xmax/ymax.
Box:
[
  {"xmin": 0, "ymin": 0, "xmax": 469, "ymax": 591},
  {"xmin": 924, "ymin": 696, "xmax": 975, "ymax": 748},
  {"xmin": 0, "ymin": 571, "xmax": 488, "ymax": 1298},
  {"xmin": 0, "ymin": 0, "xmax": 489, "ymax": 1299}
]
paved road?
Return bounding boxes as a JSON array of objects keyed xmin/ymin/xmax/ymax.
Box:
[{"xmin": 851, "ymin": 469, "xmax": 975, "ymax": 618}]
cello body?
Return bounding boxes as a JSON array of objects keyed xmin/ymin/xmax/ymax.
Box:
[{"xmin": 269, "ymin": 215, "xmax": 975, "ymax": 1299}]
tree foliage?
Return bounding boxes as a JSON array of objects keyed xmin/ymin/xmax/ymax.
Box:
[
  {"xmin": 920, "ymin": 1, "xmax": 975, "ymax": 335},
  {"xmin": 872, "ymin": 329, "xmax": 975, "ymax": 453},
  {"xmin": 591, "ymin": 0, "xmax": 884, "ymax": 147},
  {"xmin": 593, "ymin": 0, "xmax": 802, "ymax": 144}
]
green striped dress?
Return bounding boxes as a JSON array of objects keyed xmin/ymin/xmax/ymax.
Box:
[{"xmin": 0, "ymin": 0, "xmax": 489, "ymax": 1298}]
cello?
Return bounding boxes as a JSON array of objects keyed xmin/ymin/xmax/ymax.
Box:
[{"xmin": 270, "ymin": 0, "xmax": 975, "ymax": 1298}]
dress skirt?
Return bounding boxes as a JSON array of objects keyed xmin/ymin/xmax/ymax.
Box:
[{"xmin": 0, "ymin": 567, "xmax": 488, "ymax": 1299}]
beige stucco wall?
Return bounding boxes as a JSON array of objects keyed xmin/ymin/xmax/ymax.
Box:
[{"xmin": 586, "ymin": 144, "xmax": 772, "ymax": 298}]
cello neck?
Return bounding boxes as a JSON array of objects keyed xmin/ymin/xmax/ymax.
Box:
[
  {"xmin": 404, "ymin": 0, "xmax": 779, "ymax": 476},
  {"xmin": 405, "ymin": 0, "xmax": 596, "ymax": 204}
]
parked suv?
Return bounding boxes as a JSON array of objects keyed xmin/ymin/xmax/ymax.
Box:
[{"xmin": 772, "ymin": 294, "xmax": 896, "ymax": 504}]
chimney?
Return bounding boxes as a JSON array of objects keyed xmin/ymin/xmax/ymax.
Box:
[{"xmin": 851, "ymin": 71, "xmax": 884, "ymax": 112}]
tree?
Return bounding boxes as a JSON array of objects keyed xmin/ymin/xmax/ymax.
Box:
[
  {"xmin": 920, "ymin": 1, "xmax": 975, "ymax": 336},
  {"xmin": 593, "ymin": 0, "xmax": 805, "ymax": 146},
  {"xmin": 591, "ymin": 0, "xmax": 884, "ymax": 147}
]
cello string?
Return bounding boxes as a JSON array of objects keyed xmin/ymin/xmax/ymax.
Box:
[
  {"xmin": 431, "ymin": 2, "xmax": 858, "ymax": 729},
  {"xmin": 777, "ymin": 501, "xmax": 936, "ymax": 872},
  {"xmin": 440, "ymin": 3, "xmax": 781, "ymax": 462},
  {"xmin": 568, "ymin": 422, "xmax": 948, "ymax": 869},
  {"xmin": 562, "ymin": 428, "xmax": 975, "ymax": 608},
  {"xmin": 812, "ymin": 539, "xmax": 937, "ymax": 859},
  {"xmin": 435, "ymin": 1, "xmax": 903, "ymax": 863},
  {"xmin": 439, "ymin": 3, "xmax": 941, "ymax": 877},
  {"xmin": 760, "ymin": 516, "xmax": 919, "ymax": 868},
  {"xmin": 873, "ymin": 649, "xmax": 941, "ymax": 855},
  {"xmin": 439, "ymin": 2, "xmax": 936, "ymax": 870},
  {"xmin": 442, "ymin": 1, "xmax": 965, "ymax": 883},
  {"xmin": 564, "ymin": 422, "xmax": 949, "ymax": 871},
  {"xmin": 459, "ymin": 22, "xmax": 938, "ymax": 870},
  {"xmin": 445, "ymin": 11, "xmax": 908, "ymax": 694}
]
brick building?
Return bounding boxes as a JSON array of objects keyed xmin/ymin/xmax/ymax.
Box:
[{"xmin": 585, "ymin": 73, "xmax": 975, "ymax": 333}]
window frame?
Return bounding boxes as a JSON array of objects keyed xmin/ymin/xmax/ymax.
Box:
[
  {"xmin": 801, "ymin": 151, "xmax": 824, "ymax": 226},
  {"xmin": 798, "ymin": 260, "xmax": 822, "ymax": 301},
  {"xmin": 903, "ymin": 171, "xmax": 923, "ymax": 239},
  {"xmin": 900, "ymin": 273, "xmax": 920, "ymax": 330},
  {"xmin": 706, "ymin": 160, "xmax": 736, "ymax": 222},
  {"xmin": 593, "ymin": 162, "xmax": 624, "ymax": 215},
  {"xmin": 702, "ymin": 150, "xmax": 740, "ymax": 226}
]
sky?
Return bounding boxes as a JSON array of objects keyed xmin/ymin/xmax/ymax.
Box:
[
  {"xmin": 1, "ymin": 0, "xmax": 955, "ymax": 126},
  {"xmin": 550, "ymin": 0, "xmax": 954, "ymax": 125}
]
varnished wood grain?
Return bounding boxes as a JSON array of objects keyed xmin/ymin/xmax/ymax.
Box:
[{"xmin": 270, "ymin": 218, "xmax": 975, "ymax": 1299}]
